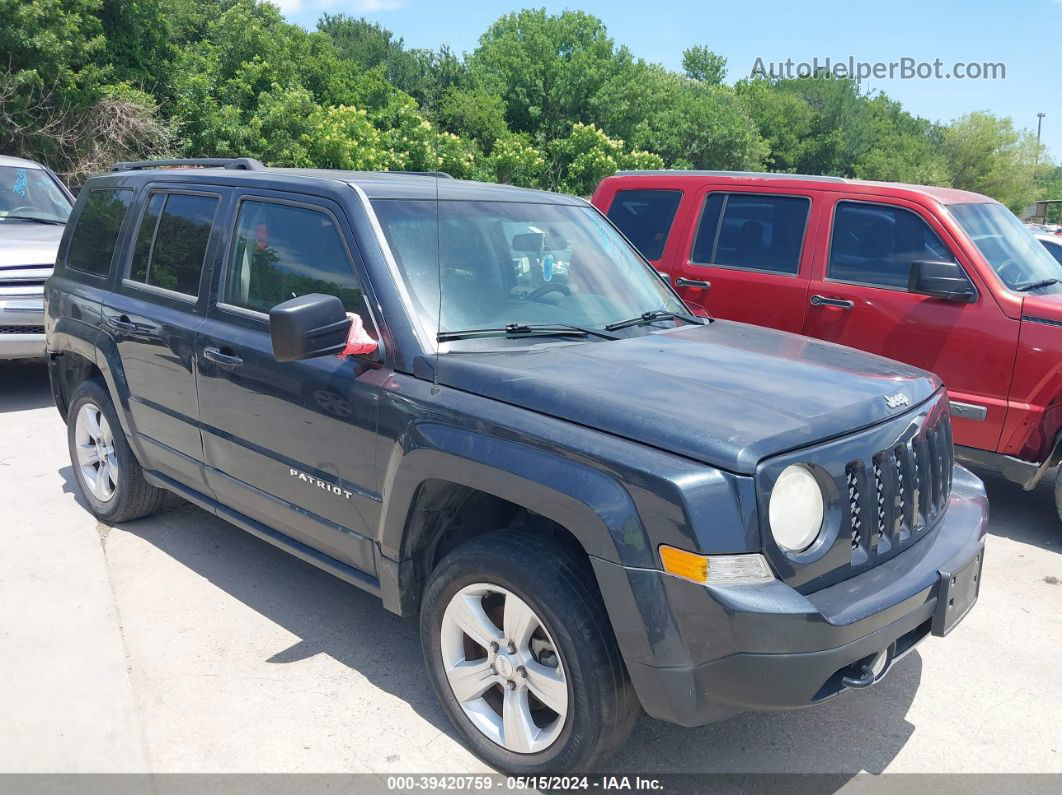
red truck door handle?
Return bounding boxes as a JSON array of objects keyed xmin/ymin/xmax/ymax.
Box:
[
  {"xmin": 811, "ymin": 295, "xmax": 855, "ymax": 310},
  {"xmin": 675, "ymin": 277, "xmax": 711, "ymax": 289}
]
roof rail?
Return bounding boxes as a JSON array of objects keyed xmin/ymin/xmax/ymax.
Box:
[
  {"xmin": 390, "ymin": 171, "xmax": 455, "ymax": 179},
  {"xmin": 612, "ymin": 169, "xmax": 848, "ymax": 183},
  {"xmin": 110, "ymin": 158, "xmax": 266, "ymax": 172}
]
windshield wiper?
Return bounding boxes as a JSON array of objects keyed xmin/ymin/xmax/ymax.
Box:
[
  {"xmin": 605, "ymin": 309, "xmax": 703, "ymax": 332},
  {"xmin": 437, "ymin": 322, "xmax": 620, "ymax": 343},
  {"xmin": 1014, "ymin": 278, "xmax": 1061, "ymax": 292},
  {"xmin": 1, "ymin": 215, "xmax": 66, "ymax": 225}
]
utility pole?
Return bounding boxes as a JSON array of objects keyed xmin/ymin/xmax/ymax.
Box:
[{"xmin": 1035, "ymin": 112, "xmax": 1046, "ymax": 168}]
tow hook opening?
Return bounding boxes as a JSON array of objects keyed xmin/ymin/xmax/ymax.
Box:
[{"xmin": 840, "ymin": 646, "xmax": 893, "ymax": 689}]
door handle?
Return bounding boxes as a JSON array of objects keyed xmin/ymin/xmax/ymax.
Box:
[
  {"xmin": 811, "ymin": 295, "xmax": 855, "ymax": 310},
  {"xmin": 675, "ymin": 277, "xmax": 711, "ymax": 289},
  {"xmin": 104, "ymin": 314, "xmax": 136, "ymax": 334},
  {"xmin": 202, "ymin": 346, "xmax": 243, "ymax": 368}
]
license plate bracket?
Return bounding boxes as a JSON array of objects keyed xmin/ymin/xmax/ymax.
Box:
[{"xmin": 932, "ymin": 549, "xmax": 984, "ymax": 637}]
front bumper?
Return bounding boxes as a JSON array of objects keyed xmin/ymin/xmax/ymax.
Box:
[
  {"xmin": 0, "ymin": 296, "xmax": 45, "ymax": 359},
  {"xmin": 592, "ymin": 465, "xmax": 988, "ymax": 727}
]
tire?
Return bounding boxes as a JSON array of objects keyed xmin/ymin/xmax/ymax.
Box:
[
  {"xmin": 420, "ymin": 531, "xmax": 639, "ymax": 774},
  {"xmin": 66, "ymin": 379, "xmax": 166, "ymax": 523}
]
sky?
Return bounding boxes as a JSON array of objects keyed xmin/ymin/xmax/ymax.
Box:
[{"xmin": 279, "ymin": 0, "xmax": 1062, "ymax": 159}]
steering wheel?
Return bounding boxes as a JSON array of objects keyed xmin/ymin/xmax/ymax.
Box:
[
  {"xmin": 526, "ymin": 282, "xmax": 572, "ymax": 303},
  {"xmin": 5, "ymin": 205, "xmax": 36, "ymax": 217},
  {"xmin": 996, "ymin": 257, "xmax": 1022, "ymax": 283}
]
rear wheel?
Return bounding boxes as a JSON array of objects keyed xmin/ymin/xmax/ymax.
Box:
[
  {"xmin": 67, "ymin": 379, "xmax": 166, "ymax": 523},
  {"xmin": 420, "ymin": 531, "xmax": 639, "ymax": 774}
]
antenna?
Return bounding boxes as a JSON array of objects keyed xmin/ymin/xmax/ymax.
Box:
[{"xmin": 432, "ymin": 65, "xmax": 443, "ymax": 390}]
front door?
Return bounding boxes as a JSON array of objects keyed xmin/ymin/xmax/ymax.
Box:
[
  {"xmin": 102, "ymin": 185, "xmax": 226, "ymax": 489},
  {"xmin": 669, "ymin": 188, "xmax": 816, "ymax": 333},
  {"xmin": 801, "ymin": 194, "xmax": 1020, "ymax": 452},
  {"xmin": 195, "ymin": 191, "xmax": 382, "ymax": 574}
]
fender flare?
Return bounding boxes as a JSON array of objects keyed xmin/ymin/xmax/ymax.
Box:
[{"xmin": 376, "ymin": 422, "xmax": 654, "ymax": 614}]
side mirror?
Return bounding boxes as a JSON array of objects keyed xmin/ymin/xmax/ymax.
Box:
[
  {"xmin": 908, "ymin": 260, "xmax": 976, "ymax": 302},
  {"xmin": 269, "ymin": 293, "xmax": 351, "ymax": 362}
]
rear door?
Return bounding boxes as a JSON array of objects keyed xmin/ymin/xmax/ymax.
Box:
[
  {"xmin": 102, "ymin": 184, "xmax": 227, "ymax": 488},
  {"xmin": 195, "ymin": 190, "xmax": 382, "ymax": 574},
  {"xmin": 802, "ymin": 194, "xmax": 1020, "ymax": 451},
  {"xmin": 668, "ymin": 186, "xmax": 817, "ymax": 333}
]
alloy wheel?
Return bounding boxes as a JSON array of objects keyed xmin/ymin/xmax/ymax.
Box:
[
  {"xmin": 74, "ymin": 402, "xmax": 118, "ymax": 503},
  {"xmin": 440, "ymin": 583, "xmax": 569, "ymax": 754}
]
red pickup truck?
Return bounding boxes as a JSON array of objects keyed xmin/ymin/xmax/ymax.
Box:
[{"xmin": 592, "ymin": 171, "xmax": 1062, "ymax": 521}]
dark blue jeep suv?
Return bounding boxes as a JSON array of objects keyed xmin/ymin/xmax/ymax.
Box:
[{"xmin": 45, "ymin": 159, "xmax": 987, "ymax": 774}]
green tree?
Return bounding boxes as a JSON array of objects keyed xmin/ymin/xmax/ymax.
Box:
[
  {"xmin": 942, "ymin": 112, "xmax": 1040, "ymax": 211},
  {"xmin": 437, "ymin": 88, "xmax": 508, "ymax": 151},
  {"xmin": 547, "ymin": 123, "xmax": 662, "ymax": 196},
  {"xmin": 852, "ymin": 95, "xmax": 950, "ymax": 185},
  {"xmin": 632, "ymin": 82, "xmax": 768, "ymax": 170},
  {"xmin": 317, "ymin": 15, "xmax": 465, "ymax": 108},
  {"xmin": 735, "ymin": 78, "xmax": 815, "ymax": 172},
  {"xmin": 477, "ymin": 132, "xmax": 547, "ymax": 187},
  {"xmin": 468, "ymin": 9, "xmax": 633, "ymax": 143},
  {"xmin": 681, "ymin": 46, "xmax": 726, "ymax": 84}
]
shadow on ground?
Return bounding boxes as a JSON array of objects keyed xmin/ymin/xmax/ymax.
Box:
[
  {"xmin": 0, "ymin": 360, "xmax": 52, "ymax": 413},
  {"xmin": 967, "ymin": 465, "xmax": 1060, "ymax": 552}
]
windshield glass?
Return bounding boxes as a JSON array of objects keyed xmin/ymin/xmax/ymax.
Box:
[
  {"xmin": 371, "ymin": 199, "xmax": 688, "ymax": 342},
  {"xmin": 950, "ymin": 202, "xmax": 1061, "ymax": 289},
  {"xmin": 0, "ymin": 165, "xmax": 71, "ymax": 223}
]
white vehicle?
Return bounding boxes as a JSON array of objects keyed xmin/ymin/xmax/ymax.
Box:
[
  {"xmin": 0, "ymin": 155, "xmax": 74, "ymax": 359},
  {"xmin": 1034, "ymin": 232, "xmax": 1062, "ymax": 266}
]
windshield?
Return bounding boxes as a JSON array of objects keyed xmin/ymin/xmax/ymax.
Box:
[
  {"xmin": 0, "ymin": 165, "xmax": 72, "ymax": 223},
  {"xmin": 371, "ymin": 199, "xmax": 688, "ymax": 343},
  {"xmin": 950, "ymin": 202, "xmax": 1061, "ymax": 289}
]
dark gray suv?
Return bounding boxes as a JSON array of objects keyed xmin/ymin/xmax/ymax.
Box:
[{"xmin": 45, "ymin": 158, "xmax": 987, "ymax": 774}]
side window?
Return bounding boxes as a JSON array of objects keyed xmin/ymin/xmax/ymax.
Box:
[
  {"xmin": 128, "ymin": 192, "xmax": 218, "ymax": 296},
  {"xmin": 605, "ymin": 189, "xmax": 682, "ymax": 260},
  {"xmin": 66, "ymin": 188, "xmax": 132, "ymax": 276},
  {"xmin": 223, "ymin": 200, "xmax": 366, "ymax": 316},
  {"xmin": 828, "ymin": 201, "xmax": 956, "ymax": 289},
  {"xmin": 691, "ymin": 193, "xmax": 809, "ymax": 275}
]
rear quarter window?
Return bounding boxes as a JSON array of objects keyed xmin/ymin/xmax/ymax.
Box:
[
  {"xmin": 606, "ymin": 189, "xmax": 682, "ymax": 260},
  {"xmin": 66, "ymin": 188, "xmax": 133, "ymax": 276}
]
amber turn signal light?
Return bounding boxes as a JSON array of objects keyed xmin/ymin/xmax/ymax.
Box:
[{"xmin": 659, "ymin": 545, "xmax": 709, "ymax": 583}]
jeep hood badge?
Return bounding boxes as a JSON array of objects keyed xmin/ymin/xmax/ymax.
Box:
[{"xmin": 884, "ymin": 393, "xmax": 910, "ymax": 409}]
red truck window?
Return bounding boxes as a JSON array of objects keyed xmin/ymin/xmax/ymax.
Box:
[
  {"xmin": 605, "ymin": 189, "xmax": 682, "ymax": 260},
  {"xmin": 691, "ymin": 193, "xmax": 809, "ymax": 275},
  {"xmin": 828, "ymin": 201, "xmax": 956, "ymax": 290}
]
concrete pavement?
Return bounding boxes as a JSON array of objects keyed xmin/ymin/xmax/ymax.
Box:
[{"xmin": 1, "ymin": 359, "xmax": 1060, "ymax": 774}]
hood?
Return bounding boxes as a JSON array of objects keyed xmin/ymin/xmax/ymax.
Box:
[
  {"xmin": 0, "ymin": 222, "xmax": 63, "ymax": 269},
  {"xmin": 437, "ymin": 321, "xmax": 941, "ymax": 473},
  {"xmin": 1021, "ymin": 291, "xmax": 1062, "ymax": 322}
]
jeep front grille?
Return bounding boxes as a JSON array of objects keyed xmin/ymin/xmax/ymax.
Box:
[
  {"xmin": 848, "ymin": 411, "xmax": 953, "ymax": 561},
  {"xmin": 845, "ymin": 466, "xmax": 862, "ymax": 550}
]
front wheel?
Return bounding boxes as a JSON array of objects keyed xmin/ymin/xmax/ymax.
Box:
[{"xmin": 420, "ymin": 532, "xmax": 639, "ymax": 774}]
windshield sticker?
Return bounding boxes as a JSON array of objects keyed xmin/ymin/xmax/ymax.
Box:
[{"xmin": 13, "ymin": 168, "xmax": 27, "ymax": 197}]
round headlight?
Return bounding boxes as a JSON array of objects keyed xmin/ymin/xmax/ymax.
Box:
[{"xmin": 769, "ymin": 465, "xmax": 825, "ymax": 553}]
